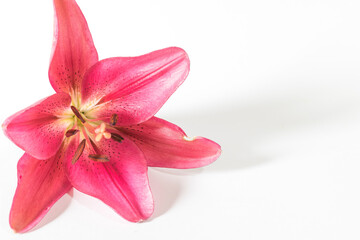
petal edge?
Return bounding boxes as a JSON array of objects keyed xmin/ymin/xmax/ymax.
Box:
[
  {"xmin": 121, "ymin": 117, "xmax": 222, "ymax": 169},
  {"xmin": 49, "ymin": 0, "xmax": 98, "ymax": 93},
  {"xmin": 10, "ymin": 150, "xmax": 71, "ymax": 233},
  {"xmin": 3, "ymin": 93, "xmax": 71, "ymax": 160},
  {"xmin": 82, "ymin": 47, "xmax": 190, "ymax": 126},
  {"xmin": 64, "ymin": 136, "xmax": 154, "ymax": 222}
]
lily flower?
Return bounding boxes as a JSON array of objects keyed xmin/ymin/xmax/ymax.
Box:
[{"xmin": 2, "ymin": 0, "xmax": 221, "ymax": 233}]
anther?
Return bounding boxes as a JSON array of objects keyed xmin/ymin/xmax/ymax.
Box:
[
  {"xmin": 110, "ymin": 114, "xmax": 118, "ymax": 125},
  {"xmin": 71, "ymin": 106, "xmax": 86, "ymax": 123},
  {"xmin": 72, "ymin": 139, "xmax": 86, "ymax": 164},
  {"xmin": 88, "ymin": 154, "xmax": 109, "ymax": 162},
  {"xmin": 65, "ymin": 129, "xmax": 79, "ymax": 137},
  {"xmin": 111, "ymin": 133, "xmax": 124, "ymax": 143}
]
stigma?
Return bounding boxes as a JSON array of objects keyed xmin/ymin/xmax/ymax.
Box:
[{"xmin": 94, "ymin": 123, "xmax": 111, "ymax": 142}]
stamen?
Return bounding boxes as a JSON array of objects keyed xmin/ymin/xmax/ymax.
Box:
[
  {"xmin": 72, "ymin": 139, "xmax": 86, "ymax": 164},
  {"xmin": 110, "ymin": 114, "xmax": 118, "ymax": 125},
  {"xmin": 111, "ymin": 133, "xmax": 124, "ymax": 143},
  {"xmin": 84, "ymin": 122, "xmax": 96, "ymax": 133},
  {"xmin": 65, "ymin": 129, "xmax": 79, "ymax": 137},
  {"xmin": 80, "ymin": 127, "xmax": 92, "ymax": 148},
  {"xmin": 88, "ymin": 154, "xmax": 109, "ymax": 162},
  {"xmin": 89, "ymin": 138, "xmax": 101, "ymax": 154},
  {"xmin": 71, "ymin": 106, "xmax": 86, "ymax": 123}
]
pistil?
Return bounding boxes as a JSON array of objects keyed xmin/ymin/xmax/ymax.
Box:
[{"xmin": 94, "ymin": 123, "xmax": 111, "ymax": 142}]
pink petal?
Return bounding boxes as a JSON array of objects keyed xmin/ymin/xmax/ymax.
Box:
[
  {"xmin": 2, "ymin": 93, "xmax": 71, "ymax": 159},
  {"xmin": 64, "ymin": 136, "xmax": 153, "ymax": 222},
  {"xmin": 10, "ymin": 150, "xmax": 72, "ymax": 233},
  {"xmin": 121, "ymin": 117, "xmax": 221, "ymax": 169},
  {"xmin": 49, "ymin": 0, "xmax": 98, "ymax": 93},
  {"xmin": 82, "ymin": 47, "xmax": 190, "ymax": 126}
]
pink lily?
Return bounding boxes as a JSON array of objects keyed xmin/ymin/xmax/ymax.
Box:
[{"xmin": 2, "ymin": 0, "xmax": 221, "ymax": 233}]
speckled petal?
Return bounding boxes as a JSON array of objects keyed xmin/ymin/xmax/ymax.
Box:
[
  {"xmin": 9, "ymin": 150, "xmax": 71, "ymax": 233},
  {"xmin": 64, "ymin": 135, "xmax": 153, "ymax": 222},
  {"xmin": 81, "ymin": 47, "xmax": 189, "ymax": 126},
  {"xmin": 49, "ymin": 0, "xmax": 98, "ymax": 93},
  {"xmin": 120, "ymin": 117, "xmax": 221, "ymax": 169},
  {"xmin": 2, "ymin": 93, "xmax": 71, "ymax": 159}
]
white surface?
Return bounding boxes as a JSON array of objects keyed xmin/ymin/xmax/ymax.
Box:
[{"xmin": 1, "ymin": 0, "xmax": 360, "ymax": 239}]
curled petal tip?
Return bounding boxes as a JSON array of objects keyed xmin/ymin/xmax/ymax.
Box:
[
  {"xmin": 10, "ymin": 223, "xmax": 27, "ymax": 234},
  {"xmin": 1, "ymin": 123, "xmax": 7, "ymax": 136},
  {"xmin": 2, "ymin": 116, "xmax": 11, "ymax": 136},
  {"xmin": 183, "ymin": 136, "xmax": 197, "ymax": 141}
]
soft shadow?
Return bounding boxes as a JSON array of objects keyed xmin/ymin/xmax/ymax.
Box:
[
  {"xmin": 152, "ymin": 167, "xmax": 203, "ymax": 176},
  {"xmin": 164, "ymin": 86, "xmax": 360, "ymax": 172},
  {"xmin": 30, "ymin": 189, "xmax": 73, "ymax": 232},
  {"xmin": 148, "ymin": 168, "xmax": 183, "ymax": 219}
]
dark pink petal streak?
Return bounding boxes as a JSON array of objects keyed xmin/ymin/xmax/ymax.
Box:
[
  {"xmin": 121, "ymin": 117, "xmax": 221, "ymax": 169},
  {"xmin": 65, "ymin": 136, "xmax": 153, "ymax": 222},
  {"xmin": 10, "ymin": 150, "xmax": 72, "ymax": 233},
  {"xmin": 49, "ymin": 0, "xmax": 98, "ymax": 94},
  {"xmin": 82, "ymin": 47, "xmax": 189, "ymax": 126},
  {"xmin": 2, "ymin": 93, "xmax": 71, "ymax": 159}
]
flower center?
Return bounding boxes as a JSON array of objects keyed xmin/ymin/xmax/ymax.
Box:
[{"xmin": 65, "ymin": 106, "xmax": 122, "ymax": 164}]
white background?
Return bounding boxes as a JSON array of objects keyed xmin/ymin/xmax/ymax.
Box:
[{"xmin": 1, "ymin": 0, "xmax": 360, "ymax": 239}]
